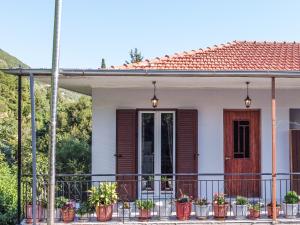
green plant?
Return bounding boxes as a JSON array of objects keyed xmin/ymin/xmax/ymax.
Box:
[
  {"xmin": 194, "ymin": 198, "xmax": 208, "ymax": 205},
  {"xmin": 88, "ymin": 182, "xmax": 118, "ymax": 206},
  {"xmin": 135, "ymin": 200, "xmax": 154, "ymax": 210},
  {"xmin": 122, "ymin": 202, "xmax": 130, "ymax": 209},
  {"xmin": 267, "ymin": 202, "xmax": 280, "ymax": 207},
  {"xmin": 161, "ymin": 176, "xmax": 168, "ymax": 182},
  {"xmin": 284, "ymin": 191, "xmax": 299, "ymax": 204},
  {"xmin": 213, "ymin": 193, "xmax": 227, "ymax": 205},
  {"xmin": 77, "ymin": 202, "xmax": 92, "ymax": 216},
  {"xmin": 235, "ymin": 196, "xmax": 248, "ymax": 205},
  {"xmin": 249, "ymin": 202, "xmax": 262, "ymax": 211},
  {"xmin": 55, "ymin": 196, "xmax": 68, "ymax": 209}
]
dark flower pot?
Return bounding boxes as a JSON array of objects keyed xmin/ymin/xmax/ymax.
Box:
[
  {"xmin": 248, "ymin": 209, "xmax": 260, "ymax": 219},
  {"xmin": 213, "ymin": 203, "xmax": 229, "ymax": 219},
  {"xmin": 96, "ymin": 204, "xmax": 113, "ymax": 222},
  {"xmin": 176, "ymin": 202, "xmax": 192, "ymax": 220},
  {"xmin": 139, "ymin": 209, "xmax": 151, "ymax": 221},
  {"xmin": 25, "ymin": 204, "xmax": 44, "ymax": 223},
  {"xmin": 267, "ymin": 205, "xmax": 280, "ymax": 218},
  {"xmin": 61, "ymin": 208, "xmax": 75, "ymax": 223}
]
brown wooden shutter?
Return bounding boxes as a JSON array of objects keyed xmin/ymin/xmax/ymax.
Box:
[
  {"xmin": 176, "ymin": 109, "xmax": 198, "ymax": 198},
  {"xmin": 291, "ymin": 130, "xmax": 300, "ymax": 193},
  {"xmin": 116, "ymin": 109, "xmax": 137, "ymax": 201}
]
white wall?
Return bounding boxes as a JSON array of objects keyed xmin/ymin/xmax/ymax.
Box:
[{"xmin": 92, "ymin": 88, "xmax": 300, "ymax": 198}]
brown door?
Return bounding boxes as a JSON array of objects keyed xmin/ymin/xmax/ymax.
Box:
[
  {"xmin": 176, "ymin": 109, "xmax": 198, "ymax": 198},
  {"xmin": 224, "ymin": 110, "xmax": 261, "ymax": 197},
  {"xmin": 290, "ymin": 130, "xmax": 300, "ymax": 193},
  {"xmin": 116, "ymin": 109, "xmax": 137, "ymax": 201}
]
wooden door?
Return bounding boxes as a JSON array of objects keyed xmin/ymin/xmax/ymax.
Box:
[
  {"xmin": 290, "ymin": 130, "xmax": 300, "ymax": 193},
  {"xmin": 224, "ymin": 110, "xmax": 261, "ymax": 197}
]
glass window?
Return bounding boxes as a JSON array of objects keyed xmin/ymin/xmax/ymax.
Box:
[{"xmin": 233, "ymin": 120, "xmax": 250, "ymax": 158}]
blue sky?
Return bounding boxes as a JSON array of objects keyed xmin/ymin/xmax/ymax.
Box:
[{"xmin": 1, "ymin": 0, "xmax": 300, "ymax": 68}]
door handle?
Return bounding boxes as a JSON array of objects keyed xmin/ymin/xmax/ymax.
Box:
[{"xmin": 225, "ymin": 157, "xmax": 231, "ymax": 160}]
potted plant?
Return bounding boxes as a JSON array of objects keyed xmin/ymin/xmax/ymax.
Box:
[
  {"xmin": 119, "ymin": 201, "xmax": 131, "ymax": 221},
  {"xmin": 88, "ymin": 182, "xmax": 118, "ymax": 222},
  {"xmin": 24, "ymin": 194, "xmax": 46, "ymax": 223},
  {"xmin": 213, "ymin": 193, "xmax": 229, "ymax": 219},
  {"xmin": 136, "ymin": 199, "xmax": 154, "ymax": 221},
  {"xmin": 77, "ymin": 202, "xmax": 92, "ymax": 222},
  {"xmin": 61, "ymin": 200, "xmax": 76, "ymax": 223},
  {"xmin": 248, "ymin": 202, "xmax": 262, "ymax": 220},
  {"xmin": 155, "ymin": 199, "xmax": 172, "ymax": 220},
  {"xmin": 175, "ymin": 190, "xmax": 192, "ymax": 220},
  {"xmin": 194, "ymin": 198, "xmax": 210, "ymax": 219},
  {"xmin": 232, "ymin": 196, "xmax": 248, "ymax": 219},
  {"xmin": 55, "ymin": 196, "xmax": 68, "ymax": 221},
  {"xmin": 161, "ymin": 176, "xmax": 172, "ymax": 191},
  {"xmin": 267, "ymin": 202, "xmax": 280, "ymax": 218},
  {"xmin": 282, "ymin": 191, "xmax": 299, "ymax": 218}
]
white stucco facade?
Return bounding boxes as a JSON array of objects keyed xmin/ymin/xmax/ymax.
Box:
[{"xmin": 91, "ymin": 87, "xmax": 300, "ymax": 198}]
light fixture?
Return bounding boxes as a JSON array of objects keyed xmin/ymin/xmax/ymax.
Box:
[
  {"xmin": 151, "ymin": 81, "xmax": 159, "ymax": 108},
  {"xmin": 244, "ymin": 81, "xmax": 252, "ymax": 108}
]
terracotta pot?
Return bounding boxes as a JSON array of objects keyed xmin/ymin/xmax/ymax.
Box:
[
  {"xmin": 213, "ymin": 203, "xmax": 229, "ymax": 219},
  {"xmin": 267, "ymin": 205, "xmax": 280, "ymax": 218},
  {"xmin": 25, "ymin": 204, "xmax": 44, "ymax": 223},
  {"xmin": 176, "ymin": 202, "xmax": 192, "ymax": 220},
  {"xmin": 96, "ymin": 204, "xmax": 113, "ymax": 222},
  {"xmin": 248, "ymin": 209, "xmax": 260, "ymax": 219},
  {"xmin": 61, "ymin": 208, "xmax": 75, "ymax": 223},
  {"xmin": 139, "ymin": 209, "xmax": 151, "ymax": 221}
]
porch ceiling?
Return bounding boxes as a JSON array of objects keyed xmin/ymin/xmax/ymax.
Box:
[{"xmin": 36, "ymin": 76, "xmax": 300, "ymax": 96}]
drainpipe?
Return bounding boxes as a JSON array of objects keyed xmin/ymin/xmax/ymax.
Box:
[
  {"xmin": 17, "ymin": 74, "xmax": 22, "ymax": 224},
  {"xmin": 29, "ymin": 73, "xmax": 37, "ymax": 225},
  {"xmin": 271, "ymin": 77, "xmax": 277, "ymax": 221},
  {"xmin": 47, "ymin": 0, "xmax": 62, "ymax": 224}
]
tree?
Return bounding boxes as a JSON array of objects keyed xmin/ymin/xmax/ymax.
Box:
[
  {"xmin": 100, "ymin": 58, "xmax": 106, "ymax": 69},
  {"xmin": 125, "ymin": 48, "xmax": 143, "ymax": 64}
]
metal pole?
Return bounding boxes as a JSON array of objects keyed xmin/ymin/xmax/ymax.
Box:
[
  {"xmin": 30, "ymin": 73, "xmax": 37, "ymax": 225},
  {"xmin": 271, "ymin": 77, "xmax": 277, "ymax": 221},
  {"xmin": 17, "ymin": 75, "xmax": 22, "ymax": 225},
  {"xmin": 47, "ymin": 0, "xmax": 62, "ymax": 224}
]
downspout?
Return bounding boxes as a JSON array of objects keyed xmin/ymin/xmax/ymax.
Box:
[
  {"xmin": 47, "ymin": 0, "xmax": 62, "ymax": 224},
  {"xmin": 29, "ymin": 73, "xmax": 37, "ymax": 225},
  {"xmin": 271, "ymin": 77, "xmax": 277, "ymax": 221},
  {"xmin": 17, "ymin": 74, "xmax": 22, "ymax": 225}
]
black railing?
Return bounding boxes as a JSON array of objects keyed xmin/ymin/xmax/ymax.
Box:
[{"xmin": 22, "ymin": 173, "xmax": 300, "ymax": 223}]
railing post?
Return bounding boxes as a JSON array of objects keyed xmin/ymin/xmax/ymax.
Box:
[{"xmin": 271, "ymin": 77, "xmax": 277, "ymax": 221}]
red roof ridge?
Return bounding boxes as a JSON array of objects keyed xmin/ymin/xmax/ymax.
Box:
[{"xmin": 110, "ymin": 40, "xmax": 300, "ymax": 71}]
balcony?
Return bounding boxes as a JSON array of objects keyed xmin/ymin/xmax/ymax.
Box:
[{"xmin": 22, "ymin": 173, "xmax": 300, "ymax": 224}]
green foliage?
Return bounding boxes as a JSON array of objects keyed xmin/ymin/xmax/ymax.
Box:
[
  {"xmin": 0, "ymin": 50, "xmax": 92, "ymax": 224},
  {"xmin": 213, "ymin": 193, "xmax": 227, "ymax": 205},
  {"xmin": 135, "ymin": 199, "xmax": 154, "ymax": 210},
  {"xmin": 0, "ymin": 153, "xmax": 17, "ymax": 225},
  {"xmin": 284, "ymin": 191, "xmax": 299, "ymax": 204},
  {"xmin": 77, "ymin": 202, "xmax": 94, "ymax": 216},
  {"xmin": 249, "ymin": 202, "xmax": 262, "ymax": 211},
  {"xmin": 235, "ymin": 196, "xmax": 248, "ymax": 205},
  {"xmin": 100, "ymin": 58, "xmax": 106, "ymax": 69},
  {"xmin": 125, "ymin": 48, "xmax": 143, "ymax": 64},
  {"xmin": 55, "ymin": 196, "xmax": 69, "ymax": 209},
  {"xmin": 88, "ymin": 183, "xmax": 118, "ymax": 206},
  {"xmin": 194, "ymin": 198, "xmax": 208, "ymax": 205}
]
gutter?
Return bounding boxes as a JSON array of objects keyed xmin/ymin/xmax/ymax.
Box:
[{"xmin": 2, "ymin": 68, "xmax": 300, "ymax": 78}]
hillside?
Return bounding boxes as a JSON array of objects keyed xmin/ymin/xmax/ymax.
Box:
[{"xmin": 0, "ymin": 49, "xmax": 28, "ymax": 69}]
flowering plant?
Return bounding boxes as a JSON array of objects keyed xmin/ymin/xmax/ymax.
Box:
[{"xmin": 213, "ymin": 193, "xmax": 227, "ymax": 205}]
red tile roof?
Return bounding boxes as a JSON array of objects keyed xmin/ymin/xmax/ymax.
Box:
[{"xmin": 112, "ymin": 41, "xmax": 300, "ymax": 71}]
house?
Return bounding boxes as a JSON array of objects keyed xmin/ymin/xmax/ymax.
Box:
[{"xmin": 4, "ymin": 40, "xmax": 300, "ymax": 222}]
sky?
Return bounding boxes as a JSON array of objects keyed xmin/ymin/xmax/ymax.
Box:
[{"xmin": 1, "ymin": 0, "xmax": 300, "ymax": 68}]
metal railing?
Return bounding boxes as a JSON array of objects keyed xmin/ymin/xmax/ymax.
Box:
[{"xmin": 22, "ymin": 173, "xmax": 300, "ymax": 223}]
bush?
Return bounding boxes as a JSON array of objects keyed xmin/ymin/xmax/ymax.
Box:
[
  {"xmin": 0, "ymin": 153, "xmax": 17, "ymax": 225},
  {"xmin": 135, "ymin": 200, "xmax": 154, "ymax": 210},
  {"xmin": 235, "ymin": 196, "xmax": 248, "ymax": 205},
  {"xmin": 284, "ymin": 191, "xmax": 299, "ymax": 204}
]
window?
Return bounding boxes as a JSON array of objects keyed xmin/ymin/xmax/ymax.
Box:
[{"xmin": 233, "ymin": 120, "xmax": 250, "ymax": 158}]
